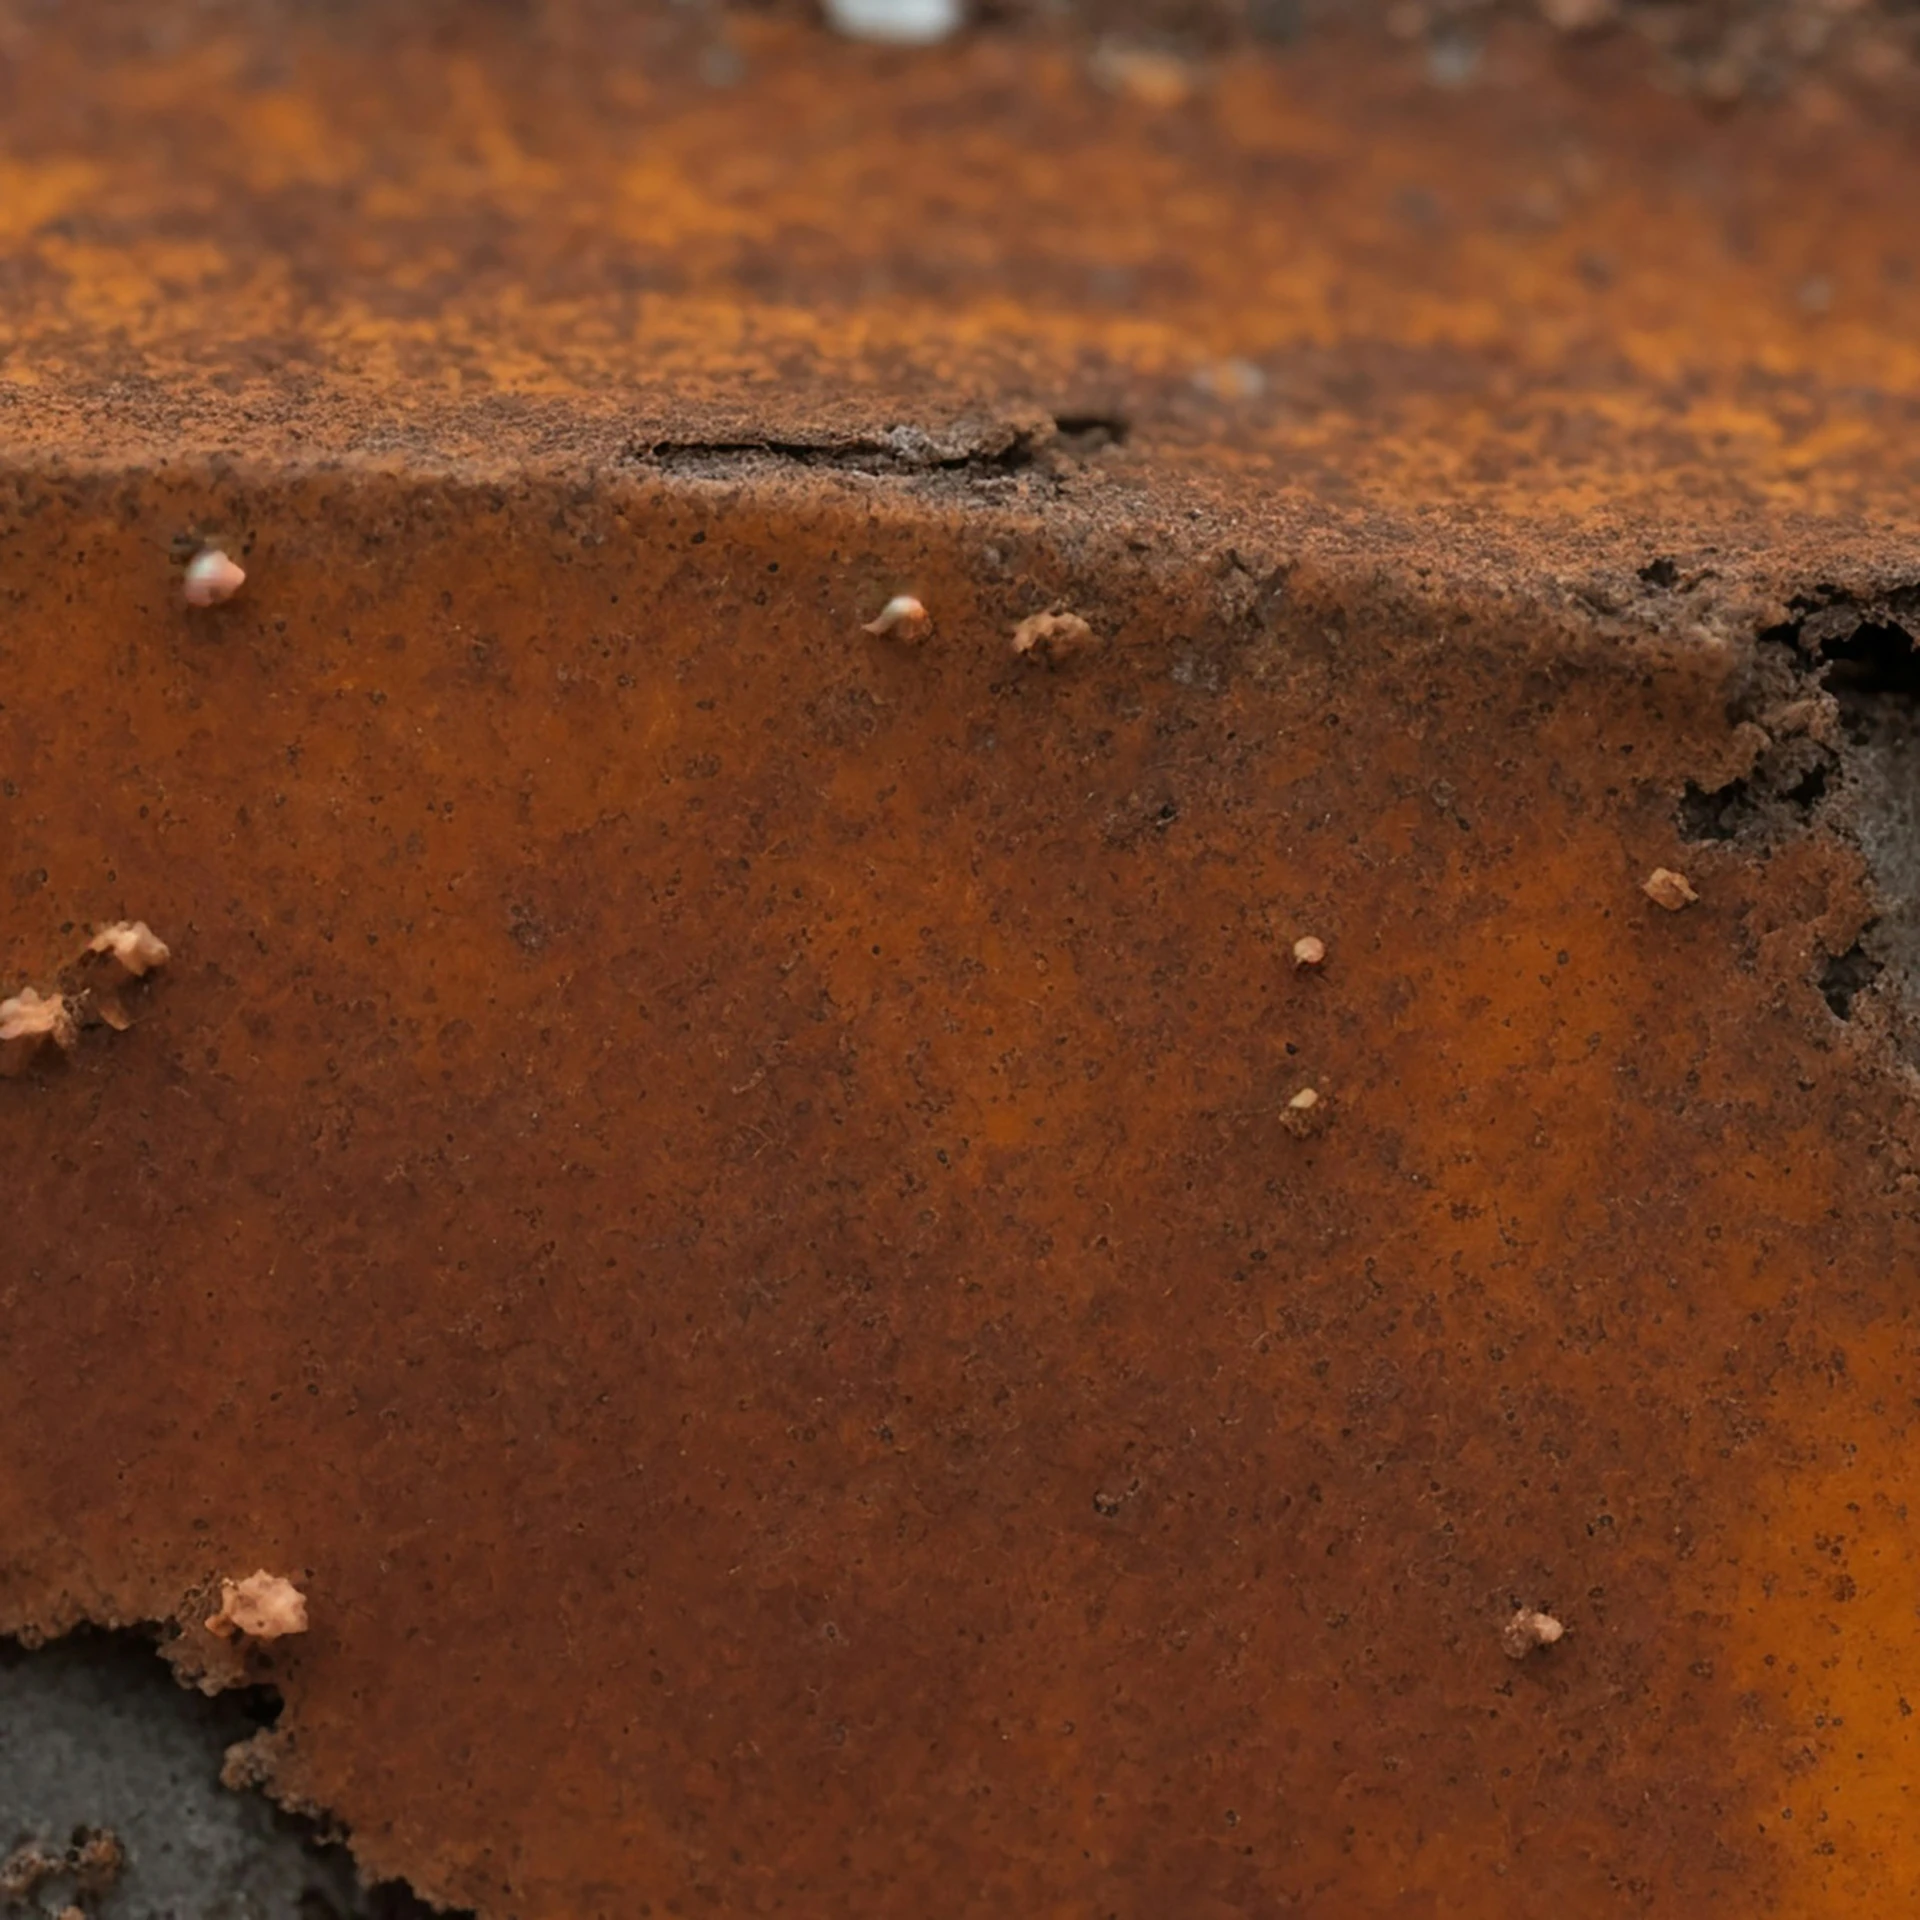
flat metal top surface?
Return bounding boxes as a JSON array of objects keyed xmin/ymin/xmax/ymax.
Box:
[{"xmin": 3, "ymin": 9, "xmax": 1918, "ymax": 611}]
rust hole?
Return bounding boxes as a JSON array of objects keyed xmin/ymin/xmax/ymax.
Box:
[{"xmin": 1820, "ymin": 941, "xmax": 1884, "ymax": 1020}]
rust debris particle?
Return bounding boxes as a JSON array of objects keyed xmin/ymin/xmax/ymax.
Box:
[
  {"xmin": 1090, "ymin": 43, "xmax": 1202, "ymax": 108},
  {"xmin": 861, "ymin": 594, "xmax": 932, "ymax": 640},
  {"xmin": 183, "ymin": 546, "xmax": 245, "ymax": 607},
  {"xmin": 1011, "ymin": 610, "xmax": 1096, "ymax": 660},
  {"xmin": 1292, "ymin": 935, "xmax": 1327, "ymax": 969},
  {"xmin": 0, "ymin": 1843, "xmax": 63, "ymax": 1903},
  {"xmin": 0, "ymin": 986, "xmax": 79, "ymax": 1052},
  {"xmin": 220, "ymin": 1729, "xmax": 278, "ymax": 1794},
  {"xmin": 205, "ymin": 1570, "xmax": 309, "ymax": 1641},
  {"xmin": 69, "ymin": 1827, "xmax": 125, "ymax": 1893},
  {"xmin": 1643, "ymin": 868, "xmax": 1700, "ymax": 911},
  {"xmin": 87, "ymin": 920, "xmax": 170, "ymax": 977},
  {"xmin": 0, "ymin": 1827, "xmax": 118, "ymax": 1911},
  {"xmin": 1501, "ymin": 1607, "xmax": 1567, "ymax": 1658},
  {"xmin": 1192, "ymin": 358, "xmax": 1267, "ymax": 401}
]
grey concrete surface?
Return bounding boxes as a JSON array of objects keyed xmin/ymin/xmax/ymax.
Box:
[{"xmin": 0, "ymin": 1633, "xmax": 440, "ymax": 1919}]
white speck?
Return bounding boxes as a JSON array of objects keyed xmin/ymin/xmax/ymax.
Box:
[
  {"xmin": 823, "ymin": 0, "xmax": 963, "ymax": 45},
  {"xmin": 1292, "ymin": 935, "xmax": 1326, "ymax": 969},
  {"xmin": 184, "ymin": 547, "xmax": 246, "ymax": 607},
  {"xmin": 862, "ymin": 595, "xmax": 932, "ymax": 640}
]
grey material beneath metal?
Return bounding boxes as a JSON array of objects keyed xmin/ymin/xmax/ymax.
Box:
[{"xmin": 0, "ymin": 1633, "xmax": 424, "ymax": 1919}]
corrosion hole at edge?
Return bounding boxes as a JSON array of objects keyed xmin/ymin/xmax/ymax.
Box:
[
  {"xmin": 0, "ymin": 1627, "xmax": 469, "ymax": 1920},
  {"xmin": 1820, "ymin": 941, "xmax": 1885, "ymax": 1021}
]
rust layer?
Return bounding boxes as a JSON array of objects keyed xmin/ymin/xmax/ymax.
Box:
[{"xmin": 5, "ymin": 8, "xmax": 1920, "ymax": 1918}]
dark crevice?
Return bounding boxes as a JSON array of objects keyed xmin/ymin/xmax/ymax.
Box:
[
  {"xmin": 231, "ymin": 1674, "xmax": 289, "ymax": 1728},
  {"xmin": 1638, "ymin": 556, "xmax": 1679, "ymax": 590},
  {"xmin": 1049, "ymin": 413, "xmax": 1130, "ymax": 455},
  {"xmin": 1812, "ymin": 607, "xmax": 1920, "ymax": 1042},
  {"xmin": 1678, "ymin": 595, "xmax": 1920, "ymax": 849},
  {"xmin": 1784, "ymin": 762, "xmax": 1831, "ymax": 810},
  {"xmin": 631, "ymin": 411, "xmax": 1128, "ymax": 479},
  {"xmin": 1678, "ymin": 776, "xmax": 1750, "ymax": 842},
  {"xmin": 1675, "ymin": 747, "xmax": 1832, "ymax": 844},
  {"xmin": 1820, "ymin": 941, "xmax": 1884, "ymax": 1020},
  {"xmin": 1695, "ymin": 584, "xmax": 1920, "ymax": 1042},
  {"xmin": 1, "ymin": 1628, "xmax": 469, "ymax": 1920},
  {"xmin": 1822, "ymin": 619, "xmax": 1920, "ymax": 734},
  {"xmin": 302, "ymin": 1879, "xmax": 471, "ymax": 1920}
]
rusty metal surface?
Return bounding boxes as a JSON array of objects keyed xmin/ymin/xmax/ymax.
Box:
[
  {"xmin": 3, "ymin": 9, "xmax": 1919, "ymax": 602},
  {"xmin": 5, "ymin": 8, "xmax": 1920, "ymax": 1917}
]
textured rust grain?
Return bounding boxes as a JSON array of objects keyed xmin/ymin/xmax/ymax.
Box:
[{"xmin": 5, "ymin": 7, "xmax": 1920, "ymax": 1918}]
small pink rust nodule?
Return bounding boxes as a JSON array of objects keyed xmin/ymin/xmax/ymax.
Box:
[
  {"xmin": 1642, "ymin": 867, "xmax": 1698, "ymax": 911},
  {"xmin": 88, "ymin": 921, "xmax": 170, "ymax": 978},
  {"xmin": 1011, "ymin": 609, "xmax": 1096, "ymax": 660},
  {"xmin": 1501, "ymin": 1606, "xmax": 1566, "ymax": 1659},
  {"xmin": 0, "ymin": 986, "xmax": 78, "ymax": 1051},
  {"xmin": 206, "ymin": 1571, "xmax": 309, "ymax": 1641},
  {"xmin": 183, "ymin": 547, "xmax": 246, "ymax": 607},
  {"xmin": 862, "ymin": 595, "xmax": 931, "ymax": 640}
]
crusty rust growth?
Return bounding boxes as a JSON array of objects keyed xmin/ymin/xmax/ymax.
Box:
[
  {"xmin": 0, "ymin": 1841, "xmax": 65, "ymax": 1905},
  {"xmin": 0, "ymin": 1827, "xmax": 123, "ymax": 1908},
  {"xmin": 206, "ymin": 1573, "xmax": 309, "ymax": 1644},
  {"xmin": 69, "ymin": 1828, "xmax": 125, "ymax": 1897}
]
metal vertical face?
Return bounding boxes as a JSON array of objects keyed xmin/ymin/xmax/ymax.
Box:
[{"xmin": 4, "ymin": 9, "xmax": 1920, "ymax": 1916}]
